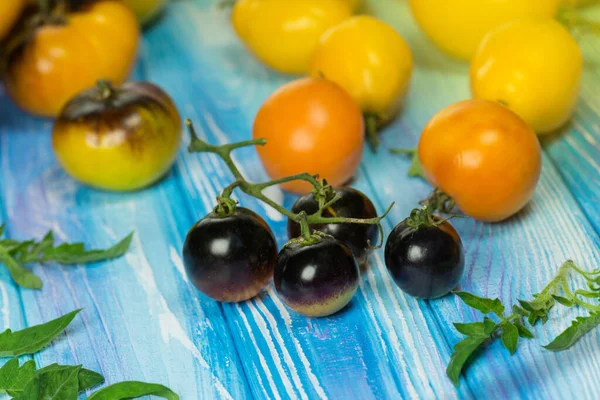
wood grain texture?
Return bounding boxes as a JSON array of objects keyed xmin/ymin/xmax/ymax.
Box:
[{"xmin": 0, "ymin": 0, "xmax": 598, "ymax": 399}]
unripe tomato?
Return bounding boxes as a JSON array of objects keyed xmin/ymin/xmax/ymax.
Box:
[
  {"xmin": 253, "ymin": 77, "xmax": 364, "ymax": 194},
  {"xmin": 52, "ymin": 81, "xmax": 182, "ymax": 191},
  {"xmin": 309, "ymin": 16, "xmax": 413, "ymax": 126},
  {"xmin": 471, "ymin": 19, "xmax": 582, "ymax": 134},
  {"xmin": 418, "ymin": 100, "xmax": 542, "ymax": 222},
  {"xmin": 4, "ymin": 1, "xmax": 139, "ymax": 117},
  {"xmin": 124, "ymin": 0, "xmax": 166, "ymax": 26},
  {"xmin": 408, "ymin": 0, "xmax": 560, "ymax": 60},
  {"xmin": 232, "ymin": 0, "xmax": 352, "ymax": 74},
  {"xmin": 0, "ymin": 0, "xmax": 26, "ymax": 41}
]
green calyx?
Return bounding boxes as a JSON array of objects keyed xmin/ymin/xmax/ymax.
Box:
[{"xmin": 185, "ymin": 118, "xmax": 394, "ymax": 245}]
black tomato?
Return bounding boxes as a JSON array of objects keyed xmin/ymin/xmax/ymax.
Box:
[
  {"xmin": 183, "ymin": 207, "xmax": 277, "ymax": 302},
  {"xmin": 274, "ymin": 236, "xmax": 359, "ymax": 317},
  {"xmin": 384, "ymin": 216, "xmax": 465, "ymax": 299},
  {"xmin": 287, "ymin": 188, "xmax": 378, "ymax": 266}
]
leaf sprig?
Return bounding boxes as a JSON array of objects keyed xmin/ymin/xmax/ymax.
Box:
[
  {"xmin": 447, "ymin": 260, "xmax": 600, "ymax": 386},
  {"xmin": 0, "ymin": 310, "xmax": 179, "ymax": 399},
  {"xmin": 0, "ymin": 224, "xmax": 133, "ymax": 289}
]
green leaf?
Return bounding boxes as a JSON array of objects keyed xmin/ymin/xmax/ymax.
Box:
[
  {"xmin": 552, "ymin": 295, "xmax": 575, "ymax": 307},
  {"xmin": 0, "ymin": 309, "xmax": 81, "ymax": 357},
  {"xmin": 513, "ymin": 322, "xmax": 534, "ymax": 339},
  {"xmin": 13, "ymin": 365, "xmax": 81, "ymax": 400},
  {"xmin": 40, "ymin": 233, "xmax": 134, "ymax": 265},
  {"xmin": 518, "ymin": 300, "xmax": 536, "ymax": 312},
  {"xmin": 483, "ymin": 317, "xmax": 496, "ymax": 334},
  {"xmin": 33, "ymin": 364, "xmax": 104, "ymax": 392},
  {"xmin": 512, "ymin": 305, "xmax": 529, "ymax": 316},
  {"xmin": 574, "ymin": 290, "xmax": 600, "ymax": 299},
  {"xmin": 501, "ymin": 323, "xmax": 519, "ymax": 355},
  {"xmin": 453, "ymin": 322, "xmax": 485, "ymax": 336},
  {"xmin": 0, "ymin": 359, "xmax": 36, "ymax": 394},
  {"xmin": 86, "ymin": 381, "xmax": 180, "ymax": 400},
  {"xmin": 454, "ymin": 292, "xmax": 505, "ymax": 316},
  {"xmin": 544, "ymin": 312, "xmax": 600, "ymax": 351},
  {"xmin": 0, "ymin": 247, "xmax": 42, "ymax": 289},
  {"xmin": 446, "ymin": 335, "xmax": 489, "ymax": 386}
]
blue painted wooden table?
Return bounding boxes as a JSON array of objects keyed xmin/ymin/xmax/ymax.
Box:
[{"xmin": 1, "ymin": 0, "xmax": 600, "ymax": 398}]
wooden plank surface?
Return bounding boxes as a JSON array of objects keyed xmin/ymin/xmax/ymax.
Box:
[{"xmin": 0, "ymin": 0, "xmax": 599, "ymax": 399}]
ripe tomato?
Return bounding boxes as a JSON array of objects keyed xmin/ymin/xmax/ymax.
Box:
[
  {"xmin": 4, "ymin": 1, "xmax": 139, "ymax": 117},
  {"xmin": 124, "ymin": 0, "xmax": 166, "ymax": 25},
  {"xmin": 232, "ymin": 0, "xmax": 351, "ymax": 74},
  {"xmin": 0, "ymin": 0, "xmax": 25, "ymax": 41},
  {"xmin": 471, "ymin": 19, "xmax": 582, "ymax": 134},
  {"xmin": 408, "ymin": 0, "xmax": 560, "ymax": 60},
  {"xmin": 52, "ymin": 81, "xmax": 182, "ymax": 191},
  {"xmin": 253, "ymin": 77, "xmax": 364, "ymax": 194},
  {"xmin": 418, "ymin": 100, "xmax": 542, "ymax": 222},
  {"xmin": 309, "ymin": 16, "xmax": 413, "ymax": 141}
]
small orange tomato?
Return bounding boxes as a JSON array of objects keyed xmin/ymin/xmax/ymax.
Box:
[
  {"xmin": 418, "ymin": 100, "xmax": 541, "ymax": 222},
  {"xmin": 4, "ymin": 1, "xmax": 139, "ymax": 117},
  {"xmin": 253, "ymin": 77, "xmax": 364, "ymax": 194},
  {"xmin": 0, "ymin": 0, "xmax": 26, "ymax": 41}
]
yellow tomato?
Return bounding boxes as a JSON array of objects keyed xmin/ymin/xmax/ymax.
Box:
[
  {"xmin": 309, "ymin": 16, "xmax": 412, "ymax": 143},
  {"xmin": 232, "ymin": 0, "xmax": 352, "ymax": 74},
  {"xmin": 471, "ymin": 18, "xmax": 582, "ymax": 134},
  {"xmin": 53, "ymin": 81, "xmax": 182, "ymax": 191},
  {"xmin": 124, "ymin": 0, "xmax": 167, "ymax": 26},
  {"xmin": 0, "ymin": 0, "xmax": 26, "ymax": 41},
  {"xmin": 408, "ymin": 0, "xmax": 560, "ymax": 60}
]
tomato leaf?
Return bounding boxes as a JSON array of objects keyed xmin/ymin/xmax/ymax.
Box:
[
  {"xmin": 0, "ymin": 310, "xmax": 81, "ymax": 357},
  {"xmin": 446, "ymin": 335, "xmax": 490, "ymax": 386},
  {"xmin": 0, "ymin": 359, "xmax": 36, "ymax": 395},
  {"xmin": 33, "ymin": 364, "xmax": 104, "ymax": 393},
  {"xmin": 501, "ymin": 323, "xmax": 519, "ymax": 355},
  {"xmin": 0, "ymin": 247, "xmax": 42, "ymax": 289},
  {"xmin": 513, "ymin": 322, "xmax": 534, "ymax": 339},
  {"xmin": 86, "ymin": 381, "xmax": 180, "ymax": 400},
  {"xmin": 551, "ymin": 295, "xmax": 574, "ymax": 307},
  {"xmin": 12, "ymin": 365, "xmax": 81, "ymax": 400},
  {"xmin": 39, "ymin": 232, "xmax": 134, "ymax": 265},
  {"xmin": 544, "ymin": 312, "xmax": 600, "ymax": 351},
  {"xmin": 454, "ymin": 292, "xmax": 505, "ymax": 316}
]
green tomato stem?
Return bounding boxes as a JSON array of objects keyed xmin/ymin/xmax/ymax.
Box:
[
  {"xmin": 185, "ymin": 119, "xmax": 394, "ymax": 235},
  {"xmin": 364, "ymin": 113, "xmax": 380, "ymax": 152}
]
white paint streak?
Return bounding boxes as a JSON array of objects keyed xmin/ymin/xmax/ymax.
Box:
[
  {"xmin": 236, "ymin": 304, "xmax": 282, "ymax": 400},
  {"xmin": 246, "ymin": 301, "xmax": 299, "ymax": 398},
  {"xmin": 126, "ymin": 234, "xmax": 233, "ymax": 400},
  {"xmin": 170, "ymin": 246, "xmax": 188, "ymax": 283},
  {"xmin": 0, "ymin": 283, "xmax": 9, "ymax": 329}
]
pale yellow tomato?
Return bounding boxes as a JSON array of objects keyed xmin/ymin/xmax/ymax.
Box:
[
  {"xmin": 408, "ymin": 0, "xmax": 560, "ymax": 60},
  {"xmin": 232, "ymin": 0, "xmax": 352, "ymax": 74},
  {"xmin": 309, "ymin": 16, "xmax": 413, "ymax": 124},
  {"xmin": 471, "ymin": 18, "xmax": 582, "ymax": 134}
]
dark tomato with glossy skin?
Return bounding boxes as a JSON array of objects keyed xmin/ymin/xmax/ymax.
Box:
[
  {"xmin": 275, "ymin": 236, "xmax": 359, "ymax": 317},
  {"xmin": 183, "ymin": 207, "xmax": 277, "ymax": 302},
  {"xmin": 384, "ymin": 216, "xmax": 464, "ymax": 299},
  {"xmin": 287, "ymin": 188, "xmax": 378, "ymax": 266}
]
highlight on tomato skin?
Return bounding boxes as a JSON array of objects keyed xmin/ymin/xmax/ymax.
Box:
[
  {"xmin": 183, "ymin": 207, "xmax": 278, "ymax": 303},
  {"xmin": 287, "ymin": 188, "xmax": 378, "ymax": 267},
  {"xmin": 52, "ymin": 80, "xmax": 182, "ymax": 192},
  {"xmin": 3, "ymin": 0, "xmax": 139, "ymax": 117},
  {"xmin": 274, "ymin": 236, "xmax": 359, "ymax": 317},
  {"xmin": 418, "ymin": 99, "xmax": 542, "ymax": 222}
]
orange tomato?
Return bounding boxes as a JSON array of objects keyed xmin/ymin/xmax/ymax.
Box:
[
  {"xmin": 418, "ymin": 100, "xmax": 541, "ymax": 222},
  {"xmin": 253, "ymin": 77, "xmax": 364, "ymax": 194},
  {"xmin": 0, "ymin": 0, "xmax": 26, "ymax": 41},
  {"xmin": 4, "ymin": 1, "xmax": 139, "ymax": 117}
]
